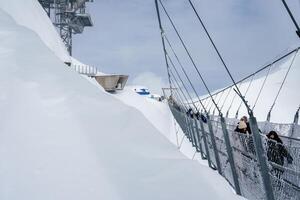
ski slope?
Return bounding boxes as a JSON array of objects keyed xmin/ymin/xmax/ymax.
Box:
[{"xmin": 0, "ymin": 1, "xmax": 244, "ymax": 200}]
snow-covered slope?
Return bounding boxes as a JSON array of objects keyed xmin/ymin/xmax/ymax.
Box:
[
  {"xmin": 0, "ymin": 0, "xmax": 70, "ymax": 63},
  {"xmin": 0, "ymin": 6, "xmax": 243, "ymax": 200},
  {"xmin": 115, "ymin": 86, "xmax": 173, "ymax": 139},
  {"xmin": 114, "ymin": 86, "xmax": 209, "ymax": 163}
]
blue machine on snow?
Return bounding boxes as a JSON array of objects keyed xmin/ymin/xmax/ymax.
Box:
[
  {"xmin": 134, "ymin": 88, "xmax": 150, "ymax": 95},
  {"xmin": 134, "ymin": 86, "xmax": 163, "ymax": 101}
]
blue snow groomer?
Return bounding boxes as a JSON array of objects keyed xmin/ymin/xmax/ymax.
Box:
[{"xmin": 135, "ymin": 88, "xmax": 150, "ymax": 95}]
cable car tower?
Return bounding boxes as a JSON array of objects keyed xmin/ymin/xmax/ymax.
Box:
[{"xmin": 38, "ymin": 0, "xmax": 93, "ymax": 55}]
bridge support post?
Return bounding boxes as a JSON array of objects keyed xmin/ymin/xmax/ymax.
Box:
[
  {"xmin": 183, "ymin": 115, "xmax": 191, "ymax": 139},
  {"xmin": 182, "ymin": 114, "xmax": 189, "ymax": 137},
  {"xmin": 175, "ymin": 110, "xmax": 184, "ymax": 129},
  {"xmin": 194, "ymin": 118, "xmax": 205, "ymax": 159},
  {"xmin": 190, "ymin": 119, "xmax": 198, "ymax": 148},
  {"xmin": 199, "ymin": 117, "xmax": 212, "ymax": 168},
  {"xmin": 207, "ymin": 115, "xmax": 222, "ymax": 174},
  {"xmin": 187, "ymin": 118, "xmax": 194, "ymax": 144},
  {"xmin": 179, "ymin": 112, "xmax": 187, "ymax": 133},
  {"xmin": 220, "ymin": 116, "xmax": 241, "ymax": 195},
  {"xmin": 249, "ymin": 115, "xmax": 275, "ymax": 200}
]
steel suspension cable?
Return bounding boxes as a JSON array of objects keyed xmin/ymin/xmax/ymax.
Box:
[
  {"xmin": 158, "ymin": 0, "xmax": 221, "ymax": 114},
  {"xmin": 293, "ymin": 105, "xmax": 300, "ymax": 124},
  {"xmin": 281, "ymin": 0, "xmax": 300, "ymax": 38},
  {"xmin": 168, "ymin": 79, "xmax": 186, "ymax": 108},
  {"xmin": 213, "ymin": 90, "xmax": 226, "ymax": 114},
  {"xmin": 176, "ymin": 91, "xmax": 189, "ymax": 111},
  {"xmin": 171, "ymin": 81, "xmax": 189, "ymax": 111},
  {"xmin": 168, "ymin": 61, "xmax": 199, "ymax": 112},
  {"xmin": 164, "ymin": 35, "xmax": 207, "ymax": 112},
  {"xmin": 267, "ymin": 50, "xmax": 299, "ymax": 121},
  {"xmin": 208, "ymin": 93, "xmax": 219, "ymax": 112},
  {"xmin": 193, "ymin": 47, "xmax": 299, "ymax": 104},
  {"xmin": 235, "ymin": 75, "xmax": 255, "ymax": 118},
  {"xmin": 187, "ymin": 0, "xmax": 245, "ymax": 106},
  {"xmin": 220, "ymin": 86, "xmax": 233, "ymax": 112},
  {"xmin": 169, "ymin": 70, "xmax": 200, "ymax": 114},
  {"xmin": 167, "ymin": 55, "xmax": 205, "ymax": 113},
  {"xmin": 226, "ymin": 82, "xmax": 243, "ymax": 118},
  {"xmin": 252, "ymin": 64, "xmax": 273, "ymax": 111},
  {"xmin": 169, "ymin": 73, "xmax": 192, "ymax": 110},
  {"xmin": 206, "ymin": 98, "xmax": 214, "ymax": 113},
  {"xmin": 203, "ymin": 98, "xmax": 210, "ymax": 112},
  {"xmin": 154, "ymin": 0, "xmax": 173, "ymax": 95}
]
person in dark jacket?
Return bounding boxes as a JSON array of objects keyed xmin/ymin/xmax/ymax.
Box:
[
  {"xmin": 266, "ymin": 131, "xmax": 293, "ymax": 178},
  {"xmin": 186, "ymin": 108, "xmax": 192, "ymax": 117},
  {"xmin": 200, "ymin": 113, "xmax": 207, "ymax": 123},
  {"xmin": 194, "ymin": 112, "xmax": 208, "ymax": 123}
]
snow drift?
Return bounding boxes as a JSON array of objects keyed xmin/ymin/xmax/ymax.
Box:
[
  {"xmin": 0, "ymin": 2, "xmax": 243, "ymax": 200},
  {"xmin": 0, "ymin": 0, "xmax": 70, "ymax": 63}
]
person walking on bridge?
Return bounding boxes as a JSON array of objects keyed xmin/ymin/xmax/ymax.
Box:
[
  {"xmin": 234, "ymin": 116, "xmax": 255, "ymax": 154},
  {"xmin": 266, "ymin": 131, "xmax": 293, "ymax": 178},
  {"xmin": 235, "ymin": 116, "xmax": 251, "ymax": 134}
]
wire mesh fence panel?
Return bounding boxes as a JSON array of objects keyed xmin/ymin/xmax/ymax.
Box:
[
  {"xmin": 198, "ymin": 119, "xmax": 212, "ymax": 160},
  {"xmin": 215, "ymin": 134, "xmax": 235, "ymax": 186},
  {"xmin": 189, "ymin": 119, "xmax": 199, "ymax": 150},
  {"xmin": 258, "ymin": 122, "xmax": 300, "ymax": 138},
  {"xmin": 202, "ymin": 121, "xmax": 218, "ymax": 169},
  {"xmin": 229, "ymin": 130, "xmax": 266, "ymax": 200},
  {"xmin": 225, "ymin": 118, "xmax": 239, "ymax": 130},
  {"xmin": 260, "ymin": 133, "xmax": 300, "ymax": 200},
  {"xmin": 187, "ymin": 118, "xmax": 195, "ymax": 144},
  {"xmin": 195, "ymin": 120, "xmax": 208, "ymax": 157},
  {"xmin": 294, "ymin": 125, "xmax": 300, "ymax": 139},
  {"xmin": 210, "ymin": 117, "xmax": 234, "ymax": 185},
  {"xmin": 169, "ymin": 105, "xmax": 300, "ymax": 200},
  {"xmin": 210, "ymin": 116, "xmax": 226, "ymax": 138},
  {"xmin": 193, "ymin": 119, "xmax": 203, "ymax": 153},
  {"xmin": 171, "ymin": 108, "xmax": 189, "ymax": 138}
]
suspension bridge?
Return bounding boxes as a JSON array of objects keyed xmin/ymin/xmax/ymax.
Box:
[{"xmin": 155, "ymin": 1, "xmax": 300, "ymax": 200}]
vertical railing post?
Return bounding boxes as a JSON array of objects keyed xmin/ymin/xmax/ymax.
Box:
[
  {"xmin": 249, "ymin": 115, "xmax": 275, "ymax": 200},
  {"xmin": 194, "ymin": 118, "xmax": 205, "ymax": 159},
  {"xmin": 175, "ymin": 110, "xmax": 183, "ymax": 129},
  {"xmin": 190, "ymin": 119, "xmax": 198, "ymax": 148},
  {"xmin": 186, "ymin": 117, "xmax": 194, "ymax": 143},
  {"xmin": 207, "ymin": 115, "xmax": 222, "ymax": 174},
  {"xmin": 199, "ymin": 117, "xmax": 213, "ymax": 168},
  {"xmin": 182, "ymin": 113, "xmax": 188, "ymax": 135},
  {"xmin": 183, "ymin": 115, "xmax": 191, "ymax": 139},
  {"xmin": 220, "ymin": 116, "xmax": 241, "ymax": 195},
  {"xmin": 179, "ymin": 112, "xmax": 187, "ymax": 133}
]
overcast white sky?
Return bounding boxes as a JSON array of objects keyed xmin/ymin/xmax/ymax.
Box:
[{"xmin": 73, "ymin": 0, "xmax": 300, "ymax": 95}]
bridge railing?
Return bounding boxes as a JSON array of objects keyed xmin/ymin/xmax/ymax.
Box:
[
  {"xmin": 73, "ymin": 64, "xmax": 98, "ymax": 76},
  {"xmin": 169, "ymin": 105, "xmax": 300, "ymax": 200}
]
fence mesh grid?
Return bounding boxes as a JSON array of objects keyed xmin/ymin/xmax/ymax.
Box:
[{"xmin": 169, "ymin": 104, "xmax": 300, "ymax": 200}]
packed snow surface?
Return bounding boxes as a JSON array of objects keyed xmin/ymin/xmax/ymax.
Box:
[
  {"xmin": 0, "ymin": 4, "xmax": 243, "ymax": 200},
  {"xmin": 114, "ymin": 86, "xmax": 209, "ymax": 163}
]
